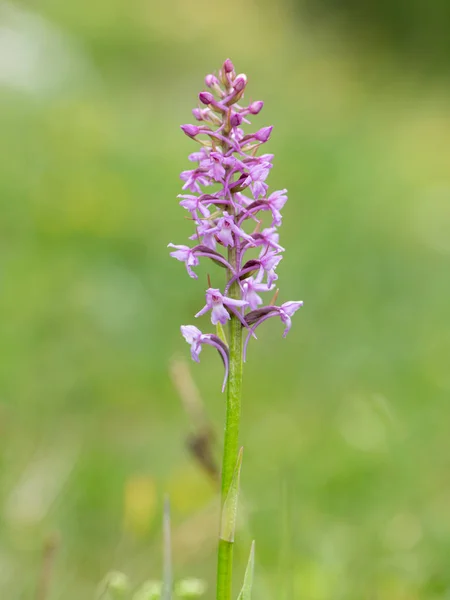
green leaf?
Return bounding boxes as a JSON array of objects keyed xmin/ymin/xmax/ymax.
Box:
[
  {"xmin": 220, "ymin": 447, "xmax": 243, "ymax": 543},
  {"xmin": 237, "ymin": 541, "xmax": 255, "ymax": 600}
]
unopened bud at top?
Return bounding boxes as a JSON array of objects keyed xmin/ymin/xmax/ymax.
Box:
[
  {"xmin": 199, "ymin": 91, "xmax": 215, "ymax": 105},
  {"xmin": 223, "ymin": 58, "xmax": 234, "ymax": 73},
  {"xmin": 249, "ymin": 100, "xmax": 264, "ymax": 115},
  {"xmin": 233, "ymin": 74, "xmax": 247, "ymax": 93},
  {"xmin": 254, "ymin": 125, "xmax": 273, "ymax": 142},
  {"xmin": 181, "ymin": 124, "xmax": 200, "ymax": 138}
]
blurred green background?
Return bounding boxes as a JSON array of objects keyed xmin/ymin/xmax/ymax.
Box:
[{"xmin": 1, "ymin": 0, "xmax": 450, "ymax": 598}]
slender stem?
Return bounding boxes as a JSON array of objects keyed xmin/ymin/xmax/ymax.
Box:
[
  {"xmin": 216, "ymin": 107, "xmax": 244, "ymax": 600},
  {"xmin": 216, "ymin": 242, "xmax": 243, "ymax": 600}
]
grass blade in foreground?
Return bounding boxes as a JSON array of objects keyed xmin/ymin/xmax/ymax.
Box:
[
  {"xmin": 162, "ymin": 496, "xmax": 173, "ymax": 600},
  {"xmin": 237, "ymin": 541, "xmax": 255, "ymax": 600}
]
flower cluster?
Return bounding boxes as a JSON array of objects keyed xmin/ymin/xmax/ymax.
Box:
[{"xmin": 170, "ymin": 59, "xmax": 303, "ymax": 390}]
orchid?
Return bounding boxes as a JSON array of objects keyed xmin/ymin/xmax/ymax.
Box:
[
  {"xmin": 180, "ymin": 325, "xmax": 229, "ymax": 392},
  {"xmin": 169, "ymin": 59, "xmax": 303, "ymax": 600},
  {"xmin": 167, "ymin": 244, "xmax": 199, "ymax": 279},
  {"xmin": 241, "ymin": 276, "xmax": 274, "ymax": 310},
  {"xmin": 195, "ymin": 288, "xmax": 248, "ymax": 326}
]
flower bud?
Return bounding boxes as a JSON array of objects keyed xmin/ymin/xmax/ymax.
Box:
[
  {"xmin": 230, "ymin": 112, "xmax": 243, "ymax": 127},
  {"xmin": 233, "ymin": 74, "xmax": 247, "ymax": 93},
  {"xmin": 249, "ymin": 100, "xmax": 264, "ymax": 115},
  {"xmin": 199, "ymin": 91, "xmax": 215, "ymax": 105},
  {"xmin": 205, "ymin": 74, "xmax": 219, "ymax": 88},
  {"xmin": 223, "ymin": 58, "xmax": 234, "ymax": 73},
  {"xmin": 192, "ymin": 108, "xmax": 203, "ymax": 121},
  {"xmin": 181, "ymin": 124, "xmax": 200, "ymax": 137},
  {"xmin": 254, "ymin": 126, "xmax": 273, "ymax": 142}
]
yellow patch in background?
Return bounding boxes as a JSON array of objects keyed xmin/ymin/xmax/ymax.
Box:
[
  {"xmin": 166, "ymin": 462, "xmax": 216, "ymax": 515},
  {"xmin": 123, "ymin": 474, "xmax": 157, "ymax": 537}
]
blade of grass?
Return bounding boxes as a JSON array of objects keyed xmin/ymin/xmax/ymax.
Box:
[
  {"xmin": 237, "ymin": 541, "xmax": 255, "ymax": 600},
  {"xmin": 162, "ymin": 496, "xmax": 173, "ymax": 600}
]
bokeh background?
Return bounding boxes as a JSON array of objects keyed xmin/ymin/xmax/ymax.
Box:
[{"xmin": 1, "ymin": 0, "xmax": 450, "ymax": 598}]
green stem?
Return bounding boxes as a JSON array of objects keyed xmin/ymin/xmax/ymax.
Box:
[{"xmin": 216, "ymin": 244, "xmax": 243, "ymax": 600}]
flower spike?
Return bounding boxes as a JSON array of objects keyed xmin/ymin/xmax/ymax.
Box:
[
  {"xmin": 172, "ymin": 59, "xmax": 305, "ymax": 600},
  {"xmin": 170, "ymin": 60, "xmax": 303, "ymax": 390}
]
